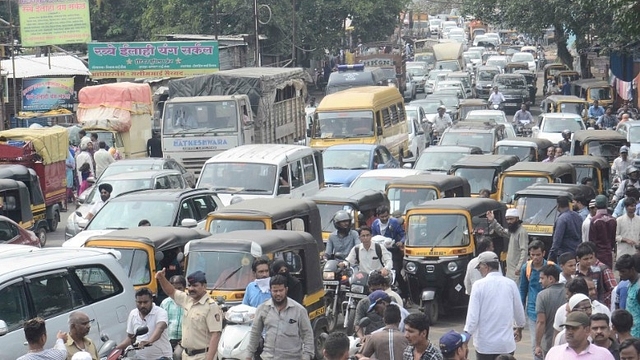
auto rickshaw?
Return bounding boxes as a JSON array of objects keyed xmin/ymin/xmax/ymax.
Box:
[
  {"xmin": 204, "ymin": 198, "xmax": 324, "ymax": 252},
  {"xmin": 498, "ymin": 162, "xmax": 576, "ymax": 204},
  {"xmin": 542, "ymin": 63, "xmax": 569, "ymax": 94},
  {"xmin": 504, "ymin": 62, "xmax": 529, "ymax": 74},
  {"xmin": 494, "ymin": 138, "xmax": 554, "ymax": 162},
  {"xmin": 458, "ymin": 99, "xmax": 488, "ymax": 120},
  {"xmin": 404, "ymin": 197, "xmax": 507, "ymax": 322},
  {"xmin": 571, "ymin": 78, "xmax": 614, "ymax": 108},
  {"xmin": 309, "ymin": 188, "xmax": 388, "ymax": 242},
  {"xmin": 0, "ymin": 178, "xmax": 48, "ymax": 245},
  {"xmin": 539, "ymin": 95, "xmax": 589, "ymax": 121},
  {"xmin": 515, "ymin": 183, "xmax": 596, "ymax": 252},
  {"xmin": 449, "ymin": 155, "xmax": 519, "ymax": 200},
  {"xmin": 0, "ymin": 165, "xmax": 49, "ymax": 229},
  {"xmin": 184, "ymin": 230, "xmax": 328, "ymax": 359},
  {"xmin": 84, "ymin": 226, "xmax": 210, "ymax": 303},
  {"xmin": 385, "ymin": 174, "xmax": 471, "ymax": 216},
  {"xmin": 554, "ymin": 155, "xmax": 610, "ymax": 194},
  {"xmin": 555, "ymin": 70, "xmax": 580, "ymax": 85},
  {"xmin": 570, "ymin": 130, "xmax": 627, "ymax": 165}
]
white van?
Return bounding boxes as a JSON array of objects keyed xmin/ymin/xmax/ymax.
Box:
[
  {"xmin": 197, "ymin": 144, "xmax": 324, "ymax": 205},
  {"xmin": 0, "ymin": 246, "xmax": 135, "ymax": 360}
]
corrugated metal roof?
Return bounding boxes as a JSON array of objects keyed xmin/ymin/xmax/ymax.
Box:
[{"xmin": 1, "ymin": 54, "xmax": 90, "ymax": 78}]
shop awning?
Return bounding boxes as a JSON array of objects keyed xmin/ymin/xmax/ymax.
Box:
[{"xmin": 1, "ymin": 54, "xmax": 90, "ymax": 79}]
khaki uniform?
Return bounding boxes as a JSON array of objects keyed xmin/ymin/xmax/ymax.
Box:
[
  {"xmin": 65, "ymin": 336, "xmax": 98, "ymax": 360},
  {"xmin": 174, "ymin": 290, "xmax": 223, "ymax": 360}
]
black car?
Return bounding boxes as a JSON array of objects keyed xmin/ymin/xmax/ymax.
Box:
[{"xmin": 492, "ymin": 73, "xmax": 529, "ymax": 114}]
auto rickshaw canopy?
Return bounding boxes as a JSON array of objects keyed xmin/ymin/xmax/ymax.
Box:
[
  {"xmin": 86, "ymin": 226, "xmax": 210, "ymax": 252},
  {"xmin": 573, "ymin": 130, "xmax": 626, "ymax": 144},
  {"xmin": 503, "ymin": 161, "xmax": 575, "ymax": 178},
  {"xmin": 0, "ymin": 164, "xmax": 45, "ymax": 206},
  {"xmin": 450, "ymin": 154, "xmax": 519, "ymax": 171},
  {"xmin": 554, "ymin": 155, "xmax": 609, "ymax": 170},
  {"xmin": 310, "ymin": 188, "xmax": 388, "ymax": 212},
  {"xmin": 0, "ymin": 178, "xmax": 33, "ymax": 226},
  {"xmin": 515, "ymin": 183, "xmax": 596, "ymax": 202},
  {"xmin": 385, "ymin": 174, "xmax": 471, "ymax": 196},
  {"xmin": 494, "ymin": 137, "xmax": 554, "ymax": 161}
]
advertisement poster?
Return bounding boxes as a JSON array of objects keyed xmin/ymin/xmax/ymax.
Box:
[
  {"xmin": 22, "ymin": 78, "xmax": 75, "ymax": 111},
  {"xmin": 18, "ymin": 0, "xmax": 92, "ymax": 47},
  {"xmin": 88, "ymin": 41, "xmax": 220, "ymax": 78}
]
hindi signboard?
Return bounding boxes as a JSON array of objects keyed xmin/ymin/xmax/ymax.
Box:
[
  {"xmin": 19, "ymin": 0, "xmax": 91, "ymax": 47},
  {"xmin": 88, "ymin": 41, "xmax": 220, "ymax": 79},
  {"xmin": 22, "ymin": 78, "xmax": 75, "ymax": 111}
]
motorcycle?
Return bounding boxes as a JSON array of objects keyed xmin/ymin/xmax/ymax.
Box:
[
  {"xmin": 217, "ymin": 304, "xmax": 257, "ymax": 360},
  {"xmin": 515, "ymin": 121, "xmax": 533, "ymax": 137},
  {"xmin": 101, "ymin": 326, "xmax": 149, "ymax": 360},
  {"xmin": 323, "ymin": 253, "xmax": 351, "ymax": 332}
]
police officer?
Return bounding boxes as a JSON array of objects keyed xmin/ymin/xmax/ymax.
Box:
[{"xmin": 156, "ymin": 269, "xmax": 222, "ymax": 360}]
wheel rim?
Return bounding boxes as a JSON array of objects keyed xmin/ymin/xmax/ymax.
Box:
[{"xmin": 38, "ymin": 229, "xmax": 46, "ymax": 247}]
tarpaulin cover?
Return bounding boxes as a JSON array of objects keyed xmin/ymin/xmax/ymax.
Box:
[
  {"xmin": 0, "ymin": 126, "xmax": 69, "ymax": 164},
  {"xmin": 78, "ymin": 83, "xmax": 153, "ymax": 133}
]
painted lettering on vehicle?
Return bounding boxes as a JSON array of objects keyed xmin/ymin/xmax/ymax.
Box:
[{"xmin": 173, "ymin": 139, "xmax": 228, "ymax": 147}]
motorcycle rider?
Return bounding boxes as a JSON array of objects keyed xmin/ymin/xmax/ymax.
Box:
[
  {"xmin": 613, "ymin": 146, "xmax": 631, "ymax": 180},
  {"xmin": 324, "ymin": 210, "xmax": 360, "ymax": 260},
  {"xmin": 596, "ymin": 106, "xmax": 619, "ymax": 129},
  {"xmin": 242, "ymin": 258, "xmax": 272, "ymax": 307},
  {"xmin": 341, "ymin": 226, "xmax": 392, "ymax": 275},
  {"xmin": 614, "ymin": 166, "xmax": 640, "ymax": 203},
  {"xmin": 513, "ymin": 103, "xmax": 534, "ymax": 126},
  {"xmin": 488, "ymin": 86, "xmax": 506, "ymax": 108},
  {"xmin": 558, "ymin": 130, "xmax": 572, "ymax": 154},
  {"xmin": 588, "ymin": 100, "xmax": 605, "ymax": 119},
  {"xmin": 432, "ymin": 105, "xmax": 452, "ymax": 134}
]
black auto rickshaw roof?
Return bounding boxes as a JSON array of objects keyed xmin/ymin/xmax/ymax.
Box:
[
  {"xmin": 310, "ymin": 188, "xmax": 387, "ymax": 212},
  {"xmin": 407, "ymin": 197, "xmax": 506, "ymax": 217},
  {"xmin": 186, "ymin": 230, "xmax": 323, "ymax": 293},
  {"xmin": 451, "ymin": 154, "xmax": 519, "ymax": 169},
  {"xmin": 495, "ymin": 137, "xmax": 554, "ymax": 149},
  {"xmin": 515, "ymin": 183, "xmax": 596, "ymax": 201},
  {"xmin": 573, "ymin": 130, "xmax": 626, "ymax": 143},
  {"xmin": 86, "ymin": 227, "xmax": 211, "ymax": 251},
  {"xmin": 0, "ymin": 164, "xmax": 34, "ymax": 181},
  {"xmin": 543, "ymin": 63, "xmax": 569, "ymax": 71},
  {"xmin": 504, "ymin": 162, "xmax": 575, "ymax": 176},
  {"xmin": 385, "ymin": 174, "xmax": 471, "ymax": 194},
  {"xmin": 554, "ymin": 155, "xmax": 610, "ymax": 169}
]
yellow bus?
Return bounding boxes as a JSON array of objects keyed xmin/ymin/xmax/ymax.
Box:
[{"xmin": 310, "ymin": 86, "xmax": 410, "ymax": 161}]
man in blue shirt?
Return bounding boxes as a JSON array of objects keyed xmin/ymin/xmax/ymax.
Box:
[
  {"xmin": 588, "ymin": 100, "xmax": 605, "ymax": 118},
  {"xmin": 549, "ymin": 195, "xmax": 583, "ymax": 262},
  {"xmin": 242, "ymin": 258, "xmax": 271, "ymax": 307},
  {"xmin": 371, "ymin": 205, "xmax": 407, "ymax": 303},
  {"xmin": 596, "ymin": 106, "xmax": 619, "ymax": 129}
]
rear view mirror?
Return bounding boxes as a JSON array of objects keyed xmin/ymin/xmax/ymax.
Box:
[
  {"xmin": 402, "ymin": 163, "xmax": 413, "ymax": 169},
  {"xmin": 181, "ymin": 218, "xmax": 197, "ymax": 228},
  {"xmin": 155, "ymin": 251, "xmax": 165, "ymax": 262}
]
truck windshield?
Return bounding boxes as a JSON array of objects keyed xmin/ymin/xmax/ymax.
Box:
[
  {"xmin": 163, "ymin": 101, "xmax": 239, "ymax": 135},
  {"xmin": 406, "ymin": 214, "xmax": 469, "ymax": 247},
  {"xmin": 92, "ymin": 132, "xmax": 116, "ymax": 148},
  {"xmin": 186, "ymin": 251, "xmax": 254, "ymax": 290},
  {"xmin": 313, "ymin": 111, "xmax": 375, "ymax": 139},
  {"xmin": 198, "ymin": 162, "xmax": 276, "ymax": 194},
  {"xmin": 388, "ymin": 187, "xmax": 438, "ymax": 215}
]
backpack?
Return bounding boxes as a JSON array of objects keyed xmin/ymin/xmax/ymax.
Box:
[
  {"xmin": 355, "ymin": 243, "xmax": 385, "ymax": 268},
  {"xmin": 525, "ymin": 260, "xmax": 555, "ymax": 281}
]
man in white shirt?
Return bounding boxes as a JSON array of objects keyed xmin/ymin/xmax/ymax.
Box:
[
  {"xmin": 463, "ymin": 237, "xmax": 496, "ymax": 295},
  {"xmin": 616, "ymin": 196, "xmax": 640, "ymax": 260},
  {"xmin": 582, "ymin": 199, "xmax": 597, "ymax": 242},
  {"xmin": 432, "ymin": 105, "xmax": 453, "ymax": 134},
  {"xmin": 464, "ymin": 251, "xmax": 526, "ymax": 360},
  {"xmin": 117, "ymin": 287, "xmax": 173, "ymax": 359},
  {"xmin": 488, "ymin": 86, "xmax": 506, "ymax": 107},
  {"xmin": 613, "ymin": 146, "xmax": 631, "ymax": 179},
  {"xmin": 342, "ymin": 226, "xmax": 393, "ymax": 275},
  {"xmin": 85, "ymin": 183, "xmax": 112, "ymax": 220},
  {"xmin": 93, "ymin": 141, "xmax": 115, "ymax": 179}
]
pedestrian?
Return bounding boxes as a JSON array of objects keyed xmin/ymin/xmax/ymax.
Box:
[
  {"xmin": 589, "ymin": 194, "xmax": 617, "ymax": 268},
  {"xmin": 558, "ymin": 252, "xmax": 576, "ymax": 283},
  {"xmin": 65, "ymin": 146, "xmax": 76, "ymax": 210},
  {"xmin": 89, "ymin": 133, "xmax": 100, "ymax": 152},
  {"xmin": 549, "ymin": 195, "xmax": 584, "ymax": 262},
  {"xmin": 75, "ymin": 139, "xmax": 94, "ymax": 192},
  {"xmin": 246, "ymin": 274, "xmax": 314, "ymax": 360},
  {"xmin": 613, "ymin": 146, "xmax": 631, "ymax": 180},
  {"xmin": 534, "ymin": 265, "xmax": 566, "ymax": 359},
  {"xmin": 613, "ymin": 187, "xmax": 639, "ymax": 218},
  {"xmin": 93, "ymin": 141, "xmax": 115, "ymax": 179},
  {"xmin": 403, "ymin": 313, "xmax": 443, "ymax": 360},
  {"xmin": 615, "ymin": 254, "xmax": 640, "ymax": 338},
  {"xmin": 553, "ymin": 278, "xmax": 611, "ymax": 342},
  {"xmin": 590, "ymin": 313, "xmax": 620, "ymax": 360},
  {"xmin": 116, "ymin": 287, "xmax": 173, "ymax": 359},
  {"xmin": 438, "ymin": 330, "xmax": 470, "ymax": 360},
  {"xmin": 367, "ymin": 290, "xmax": 409, "ymax": 330},
  {"xmin": 85, "ymin": 183, "xmax": 112, "ymax": 221},
  {"xmin": 487, "ymin": 208, "xmax": 528, "ymax": 284},
  {"xmin": 355, "ymin": 274, "xmax": 401, "ymax": 337},
  {"xmin": 270, "ymin": 259, "xmax": 303, "ymax": 304},
  {"xmin": 372, "ymin": 205, "xmax": 408, "ymax": 304},
  {"xmin": 464, "ymin": 251, "xmax": 526, "ymax": 360},
  {"xmin": 242, "ymin": 258, "xmax": 272, "ymax": 307},
  {"xmin": 611, "ymin": 309, "xmax": 634, "ymax": 343},
  {"xmin": 155, "ymin": 269, "xmax": 223, "ymax": 360},
  {"xmin": 463, "ymin": 237, "xmax": 496, "ymax": 295},
  {"xmin": 360, "ymin": 304, "xmax": 408, "ymax": 360},
  {"xmin": 17, "ymin": 317, "xmax": 68, "ymax": 360},
  {"xmin": 620, "ymin": 338, "xmax": 640, "ymax": 360},
  {"xmin": 370, "ymin": 271, "xmax": 403, "ymax": 307},
  {"xmin": 574, "ymin": 195, "xmax": 590, "ymax": 221},
  {"xmin": 323, "ymin": 332, "xmax": 349, "ymax": 360},
  {"xmin": 580, "ymin": 242, "xmax": 617, "ymax": 308},
  {"xmin": 616, "ymin": 197, "xmax": 640, "ymax": 260},
  {"xmin": 545, "ymin": 311, "xmax": 615, "ymax": 359},
  {"xmin": 65, "ymin": 311, "xmax": 98, "ymax": 360},
  {"xmin": 553, "ymin": 293, "xmax": 593, "ymax": 346},
  {"xmin": 160, "ymin": 275, "xmax": 186, "ymax": 358},
  {"xmin": 582, "ymin": 199, "xmax": 597, "ymax": 242},
  {"xmin": 147, "ymin": 130, "xmax": 163, "ymax": 158}
]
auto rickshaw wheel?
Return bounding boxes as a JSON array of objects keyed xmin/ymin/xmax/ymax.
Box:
[
  {"xmin": 48, "ymin": 210, "xmax": 60, "ymax": 232},
  {"xmin": 422, "ymin": 299, "xmax": 439, "ymax": 324},
  {"xmin": 37, "ymin": 227, "xmax": 47, "ymax": 247}
]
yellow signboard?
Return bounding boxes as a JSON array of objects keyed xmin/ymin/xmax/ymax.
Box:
[{"xmin": 19, "ymin": 0, "xmax": 92, "ymax": 47}]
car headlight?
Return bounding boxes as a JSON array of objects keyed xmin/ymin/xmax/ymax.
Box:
[
  {"xmin": 323, "ymin": 272, "xmax": 335, "ymax": 280},
  {"xmin": 405, "ymin": 262, "xmax": 417, "ymax": 274},
  {"xmin": 351, "ymin": 284, "xmax": 365, "ymax": 293},
  {"xmin": 447, "ymin": 262, "xmax": 458, "ymax": 272}
]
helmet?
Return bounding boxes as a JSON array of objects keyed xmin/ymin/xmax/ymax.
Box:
[
  {"xmin": 561, "ymin": 129, "xmax": 571, "ymax": 138},
  {"xmin": 333, "ymin": 210, "xmax": 353, "ymax": 231},
  {"xmin": 627, "ymin": 165, "xmax": 640, "ymax": 176}
]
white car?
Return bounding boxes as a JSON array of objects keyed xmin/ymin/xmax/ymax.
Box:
[
  {"xmin": 510, "ymin": 52, "xmax": 536, "ymax": 72},
  {"xmin": 484, "ymin": 32, "xmax": 502, "ymax": 45},
  {"xmin": 435, "ymin": 80, "xmax": 466, "ymax": 98},
  {"xmin": 404, "ymin": 73, "xmax": 417, "ymax": 101},
  {"xmin": 425, "ymin": 69, "xmax": 451, "ymax": 94},
  {"xmin": 533, "ymin": 113, "xmax": 586, "ymax": 144},
  {"xmin": 407, "ymin": 66, "xmax": 428, "ymax": 92},
  {"xmin": 463, "ymin": 51, "xmax": 482, "ymax": 68},
  {"xmin": 350, "ymin": 169, "xmax": 424, "ymax": 192},
  {"xmin": 468, "ymin": 46, "xmax": 485, "ymax": 56},
  {"xmin": 485, "ymin": 56, "xmax": 509, "ymax": 72},
  {"xmin": 463, "ymin": 109, "xmax": 517, "ymax": 138}
]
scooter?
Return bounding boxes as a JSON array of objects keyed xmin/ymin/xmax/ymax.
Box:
[
  {"xmin": 101, "ymin": 326, "xmax": 149, "ymax": 360},
  {"xmin": 217, "ymin": 304, "xmax": 257, "ymax": 360}
]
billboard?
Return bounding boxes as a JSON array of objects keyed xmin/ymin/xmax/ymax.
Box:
[
  {"xmin": 22, "ymin": 78, "xmax": 75, "ymax": 111},
  {"xmin": 88, "ymin": 41, "xmax": 220, "ymax": 79},
  {"xmin": 19, "ymin": 0, "xmax": 92, "ymax": 47}
]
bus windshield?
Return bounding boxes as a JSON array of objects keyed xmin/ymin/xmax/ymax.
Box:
[
  {"xmin": 313, "ymin": 111, "xmax": 375, "ymax": 139},
  {"xmin": 163, "ymin": 101, "xmax": 239, "ymax": 135}
]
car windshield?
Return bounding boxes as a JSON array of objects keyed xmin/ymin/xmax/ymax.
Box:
[
  {"xmin": 558, "ymin": 103, "xmax": 585, "ymax": 115},
  {"xmin": 186, "ymin": 251, "xmax": 255, "ymax": 290},
  {"xmin": 441, "ymin": 133, "xmax": 494, "ymax": 153},
  {"xmin": 351, "ymin": 177, "xmax": 393, "ymax": 192},
  {"xmin": 86, "ymin": 200, "xmax": 177, "ymax": 230},
  {"xmin": 324, "ymin": 149, "xmax": 372, "ymax": 170},
  {"xmin": 478, "ymin": 70, "xmax": 499, "ymax": 82},
  {"xmin": 629, "ymin": 127, "xmax": 640, "ymax": 142},
  {"xmin": 408, "ymin": 68, "xmax": 427, "ymax": 76},
  {"xmin": 87, "ymin": 178, "xmax": 154, "ymax": 205},
  {"xmin": 198, "ymin": 162, "xmax": 276, "ymax": 194},
  {"xmin": 163, "ymin": 101, "xmax": 239, "ymax": 135},
  {"xmin": 496, "ymin": 146, "xmax": 536, "ymax": 161},
  {"xmin": 208, "ymin": 219, "xmax": 266, "ymax": 234},
  {"xmin": 415, "ymin": 53, "xmax": 435, "ymax": 64},
  {"xmin": 589, "ymin": 88, "xmax": 612, "ymax": 101},
  {"xmin": 453, "ymin": 168, "xmax": 496, "ymax": 192},
  {"xmin": 317, "ymin": 203, "xmax": 354, "ymax": 232},
  {"xmin": 428, "ymin": 71, "xmax": 448, "ymax": 81},
  {"xmin": 415, "ymin": 151, "xmax": 467, "ymax": 172},
  {"xmin": 518, "ymin": 196, "xmax": 558, "ymax": 226},
  {"xmin": 417, "ymin": 102, "xmax": 442, "ymax": 113},
  {"xmin": 313, "ymin": 111, "xmax": 375, "ymax": 139},
  {"xmin": 437, "ymin": 83, "xmax": 461, "ymax": 91},
  {"xmin": 511, "ymin": 53, "xmax": 534, "ymax": 62},
  {"xmin": 431, "ymin": 97, "xmax": 458, "ymax": 109},
  {"xmin": 465, "ymin": 52, "xmax": 481, "ymax": 60},
  {"xmin": 486, "ymin": 59, "xmax": 506, "ymax": 68},
  {"xmin": 437, "ymin": 62, "xmax": 461, "ymax": 72},
  {"xmin": 388, "ymin": 187, "xmax": 438, "ymax": 215},
  {"xmin": 465, "ymin": 115, "xmax": 505, "ymax": 123},
  {"xmin": 406, "ymin": 214, "xmax": 469, "ymax": 247},
  {"xmin": 495, "ymin": 77, "xmax": 526, "ymax": 89},
  {"xmin": 541, "ymin": 118, "xmax": 584, "ymax": 133},
  {"xmin": 115, "ymin": 248, "xmax": 151, "ymax": 286},
  {"xmin": 100, "ymin": 162, "xmax": 160, "ymax": 179},
  {"xmin": 501, "ymin": 176, "xmax": 549, "ymax": 203}
]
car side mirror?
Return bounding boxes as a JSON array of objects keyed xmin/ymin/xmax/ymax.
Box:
[
  {"xmin": 181, "ymin": 218, "xmax": 198, "ymax": 228},
  {"xmin": 278, "ymin": 185, "xmax": 291, "ymax": 195},
  {"xmin": 155, "ymin": 251, "xmax": 165, "ymax": 262},
  {"xmin": 403, "ymin": 163, "xmax": 413, "ymax": 169},
  {"xmin": 0, "ymin": 320, "xmax": 7, "ymax": 336}
]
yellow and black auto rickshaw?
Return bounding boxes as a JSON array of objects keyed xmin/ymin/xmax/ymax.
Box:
[
  {"xmin": 555, "ymin": 70, "xmax": 580, "ymax": 86},
  {"xmin": 458, "ymin": 99, "xmax": 488, "ymax": 120},
  {"xmin": 494, "ymin": 137, "xmax": 554, "ymax": 162},
  {"xmin": 449, "ymin": 155, "xmax": 519, "ymax": 200},
  {"xmin": 554, "ymin": 155, "xmax": 610, "ymax": 194},
  {"xmin": 385, "ymin": 174, "xmax": 471, "ymax": 216},
  {"xmin": 403, "ymin": 197, "xmax": 507, "ymax": 323},
  {"xmin": 542, "ymin": 63, "xmax": 569, "ymax": 94},
  {"xmin": 309, "ymin": 188, "xmax": 388, "ymax": 242},
  {"xmin": 570, "ymin": 130, "xmax": 627, "ymax": 165},
  {"xmin": 184, "ymin": 230, "xmax": 328, "ymax": 359},
  {"xmin": 498, "ymin": 162, "xmax": 576, "ymax": 204},
  {"xmin": 0, "ymin": 178, "xmax": 49, "ymax": 245},
  {"xmin": 504, "ymin": 62, "xmax": 529, "ymax": 74},
  {"xmin": 539, "ymin": 95, "xmax": 589, "ymax": 121},
  {"xmin": 571, "ymin": 78, "xmax": 614, "ymax": 108}
]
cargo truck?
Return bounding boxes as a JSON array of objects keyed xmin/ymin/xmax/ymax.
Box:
[{"xmin": 433, "ymin": 42, "xmax": 465, "ymax": 72}]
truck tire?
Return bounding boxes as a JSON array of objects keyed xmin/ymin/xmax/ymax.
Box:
[
  {"xmin": 37, "ymin": 227, "xmax": 47, "ymax": 247},
  {"xmin": 48, "ymin": 210, "xmax": 60, "ymax": 232}
]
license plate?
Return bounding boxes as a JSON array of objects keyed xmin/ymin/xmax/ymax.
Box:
[
  {"xmin": 504, "ymin": 102, "xmax": 517, "ymax": 106},
  {"xmin": 346, "ymin": 293, "xmax": 368, "ymax": 299},
  {"xmin": 323, "ymin": 281, "xmax": 339, "ymax": 285}
]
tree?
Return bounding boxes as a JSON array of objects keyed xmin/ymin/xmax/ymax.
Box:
[
  {"xmin": 90, "ymin": 0, "xmax": 144, "ymax": 42},
  {"xmin": 348, "ymin": 0, "xmax": 409, "ymax": 44}
]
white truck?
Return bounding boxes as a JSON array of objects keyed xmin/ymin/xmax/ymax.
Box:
[
  {"xmin": 433, "ymin": 43, "xmax": 465, "ymax": 72},
  {"xmin": 163, "ymin": 67, "xmax": 310, "ymax": 176}
]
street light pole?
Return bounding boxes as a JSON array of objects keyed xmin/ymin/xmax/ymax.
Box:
[
  {"xmin": 291, "ymin": 0, "xmax": 295, "ymax": 66},
  {"xmin": 254, "ymin": 0, "xmax": 260, "ymax": 66}
]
